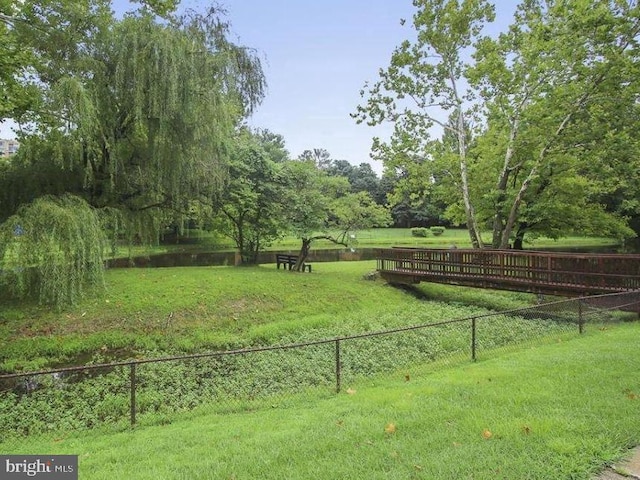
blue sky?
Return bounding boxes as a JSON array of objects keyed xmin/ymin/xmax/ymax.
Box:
[
  {"xmin": 1, "ymin": 0, "xmax": 518, "ymax": 174},
  {"xmin": 219, "ymin": 0, "xmax": 418, "ymax": 173},
  {"xmin": 170, "ymin": 0, "xmax": 419, "ymax": 173}
]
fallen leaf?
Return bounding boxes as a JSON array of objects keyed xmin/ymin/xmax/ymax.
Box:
[
  {"xmin": 405, "ymin": 374, "xmax": 410, "ymax": 382},
  {"xmin": 482, "ymin": 429, "xmax": 492, "ymax": 439},
  {"xmin": 521, "ymin": 425, "xmax": 531, "ymax": 435},
  {"xmin": 385, "ymin": 423, "xmax": 397, "ymax": 435},
  {"xmin": 346, "ymin": 388, "xmax": 356, "ymax": 395}
]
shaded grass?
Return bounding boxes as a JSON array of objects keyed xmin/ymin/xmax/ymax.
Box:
[{"xmin": 3, "ymin": 323, "xmax": 639, "ymax": 479}]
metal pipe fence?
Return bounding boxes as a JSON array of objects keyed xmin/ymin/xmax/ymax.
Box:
[{"xmin": 1, "ymin": 290, "xmax": 638, "ymax": 436}]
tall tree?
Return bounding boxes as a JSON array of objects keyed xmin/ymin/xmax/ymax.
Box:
[
  {"xmin": 356, "ymin": 0, "xmax": 640, "ymax": 249},
  {"xmin": 353, "ymin": 0, "xmax": 495, "ymax": 248},
  {"xmin": 213, "ymin": 129, "xmax": 289, "ymax": 264},
  {"xmin": 0, "ymin": 3, "xmax": 265, "ymax": 304},
  {"xmin": 469, "ymin": 0, "xmax": 640, "ymax": 247}
]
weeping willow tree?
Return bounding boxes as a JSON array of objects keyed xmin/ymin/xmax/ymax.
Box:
[
  {"xmin": 0, "ymin": 195, "xmax": 105, "ymax": 309},
  {"xmin": 40, "ymin": 8, "xmax": 265, "ymax": 214},
  {"xmin": 0, "ymin": 4, "xmax": 265, "ymax": 305}
]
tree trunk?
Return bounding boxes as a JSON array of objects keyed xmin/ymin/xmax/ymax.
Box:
[
  {"xmin": 454, "ymin": 105, "xmax": 483, "ymax": 249},
  {"xmin": 293, "ymin": 235, "xmax": 349, "ymax": 271},
  {"xmin": 492, "ymin": 120, "xmax": 519, "ymax": 248},
  {"xmin": 294, "ymin": 238, "xmax": 312, "ymax": 272},
  {"xmin": 513, "ymin": 223, "xmax": 527, "ymax": 250}
]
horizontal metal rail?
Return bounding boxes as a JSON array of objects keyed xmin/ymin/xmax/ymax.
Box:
[{"xmin": 2, "ymin": 290, "xmax": 637, "ymax": 381}]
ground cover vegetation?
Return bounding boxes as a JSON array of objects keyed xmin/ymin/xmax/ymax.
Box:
[
  {"xmin": 2, "ymin": 322, "xmax": 639, "ymax": 479},
  {"xmin": 0, "ymin": 261, "xmax": 540, "ymax": 373},
  {"xmin": 1, "ymin": 260, "xmax": 634, "ymax": 437}
]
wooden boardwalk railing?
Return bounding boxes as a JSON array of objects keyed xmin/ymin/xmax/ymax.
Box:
[{"xmin": 375, "ymin": 248, "xmax": 640, "ymax": 296}]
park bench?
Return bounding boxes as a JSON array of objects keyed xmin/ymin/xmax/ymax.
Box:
[{"xmin": 275, "ymin": 254, "xmax": 311, "ymax": 272}]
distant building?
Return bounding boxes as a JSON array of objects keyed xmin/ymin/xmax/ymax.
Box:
[{"xmin": 0, "ymin": 138, "xmax": 19, "ymax": 157}]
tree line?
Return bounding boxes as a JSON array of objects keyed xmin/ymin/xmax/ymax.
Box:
[
  {"xmin": 1, "ymin": 0, "xmax": 639, "ymax": 307},
  {"xmin": 0, "ymin": 1, "xmax": 395, "ymax": 306},
  {"xmin": 354, "ymin": 0, "xmax": 640, "ymax": 249}
]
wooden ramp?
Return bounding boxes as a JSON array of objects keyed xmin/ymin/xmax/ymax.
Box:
[{"xmin": 375, "ymin": 248, "xmax": 640, "ymax": 297}]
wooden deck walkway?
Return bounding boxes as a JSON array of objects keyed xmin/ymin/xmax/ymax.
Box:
[{"xmin": 375, "ymin": 248, "xmax": 640, "ymax": 296}]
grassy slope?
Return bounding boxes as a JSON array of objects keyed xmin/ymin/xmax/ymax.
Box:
[
  {"xmin": 3, "ymin": 323, "xmax": 639, "ymax": 479},
  {"xmin": 0, "ymin": 261, "xmax": 538, "ymax": 371}
]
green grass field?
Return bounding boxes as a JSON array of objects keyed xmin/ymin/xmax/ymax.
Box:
[
  {"xmin": 0, "ymin": 261, "xmax": 541, "ymax": 372},
  {"xmin": 1, "ymin": 255, "xmax": 638, "ymax": 479},
  {"xmin": 2, "ymin": 322, "xmax": 639, "ymax": 479},
  {"xmin": 114, "ymin": 227, "xmax": 621, "ymax": 257}
]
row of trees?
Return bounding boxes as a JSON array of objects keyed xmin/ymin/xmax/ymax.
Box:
[
  {"xmin": 208, "ymin": 130, "xmax": 390, "ymax": 267},
  {"xmin": 0, "ymin": 1, "xmax": 390, "ymax": 306},
  {"xmin": 3, "ymin": 0, "xmax": 640, "ymax": 306},
  {"xmin": 354, "ymin": 0, "xmax": 640, "ymax": 249}
]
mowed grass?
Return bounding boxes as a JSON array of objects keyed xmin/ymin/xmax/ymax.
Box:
[
  {"xmin": 114, "ymin": 227, "xmax": 621, "ymax": 256},
  {"xmin": 0, "ymin": 261, "xmax": 539, "ymax": 372},
  {"xmin": 2, "ymin": 323, "xmax": 639, "ymax": 479}
]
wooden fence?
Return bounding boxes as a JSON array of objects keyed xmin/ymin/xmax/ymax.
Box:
[{"xmin": 375, "ymin": 248, "xmax": 640, "ymax": 296}]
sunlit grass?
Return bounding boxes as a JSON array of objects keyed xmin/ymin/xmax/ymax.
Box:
[
  {"xmin": 0, "ymin": 261, "xmax": 541, "ymax": 371},
  {"xmin": 3, "ymin": 322, "xmax": 639, "ymax": 479},
  {"xmin": 109, "ymin": 227, "xmax": 621, "ymax": 257}
]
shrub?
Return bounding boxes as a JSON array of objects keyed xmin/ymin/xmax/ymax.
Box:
[
  {"xmin": 411, "ymin": 227, "xmax": 430, "ymax": 238},
  {"xmin": 430, "ymin": 226, "xmax": 446, "ymax": 236}
]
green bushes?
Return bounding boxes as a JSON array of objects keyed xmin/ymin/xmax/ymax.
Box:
[
  {"xmin": 411, "ymin": 227, "xmax": 429, "ymax": 237},
  {"xmin": 411, "ymin": 226, "xmax": 446, "ymax": 237}
]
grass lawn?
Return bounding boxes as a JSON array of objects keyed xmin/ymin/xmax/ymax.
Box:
[
  {"xmin": 2, "ymin": 322, "xmax": 639, "ymax": 479},
  {"xmin": 113, "ymin": 227, "xmax": 621, "ymax": 257},
  {"xmin": 0, "ymin": 261, "xmax": 540, "ymax": 372}
]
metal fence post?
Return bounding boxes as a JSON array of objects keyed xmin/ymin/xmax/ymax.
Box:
[
  {"xmin": 578, "ymin": 300, "xmax": 584, "ymax": 334},
  {"xmin": 471, "ymin": 317, "xmax": 477, "ymax": 362},
  {"xmin": 130, "ymin": 364, "xmax": 137, "ymax": 426},
  {"xmin": 335, "ymin": 339, "xmax": 341, "ymax": 393}
]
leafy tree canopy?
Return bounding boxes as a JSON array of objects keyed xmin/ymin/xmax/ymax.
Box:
[
  {"xmin": 356, "ymin": 0, "xmax": 640, "ymax": 248},
  {"xmin": 0, "ymin": 1, "xmax": 266, "ymax": 304},
  {"xmin": 283, "ymin": 158, "xmax": 391, "ymax": 270},
  {"xmin": 211, "ymin": 128, "xmax": 290, "ymax": 264}
]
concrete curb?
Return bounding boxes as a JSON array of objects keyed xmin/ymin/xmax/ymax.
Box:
[{"xmin": 595, "ymin": 447, "xmax": 640, "ymax": 479}]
